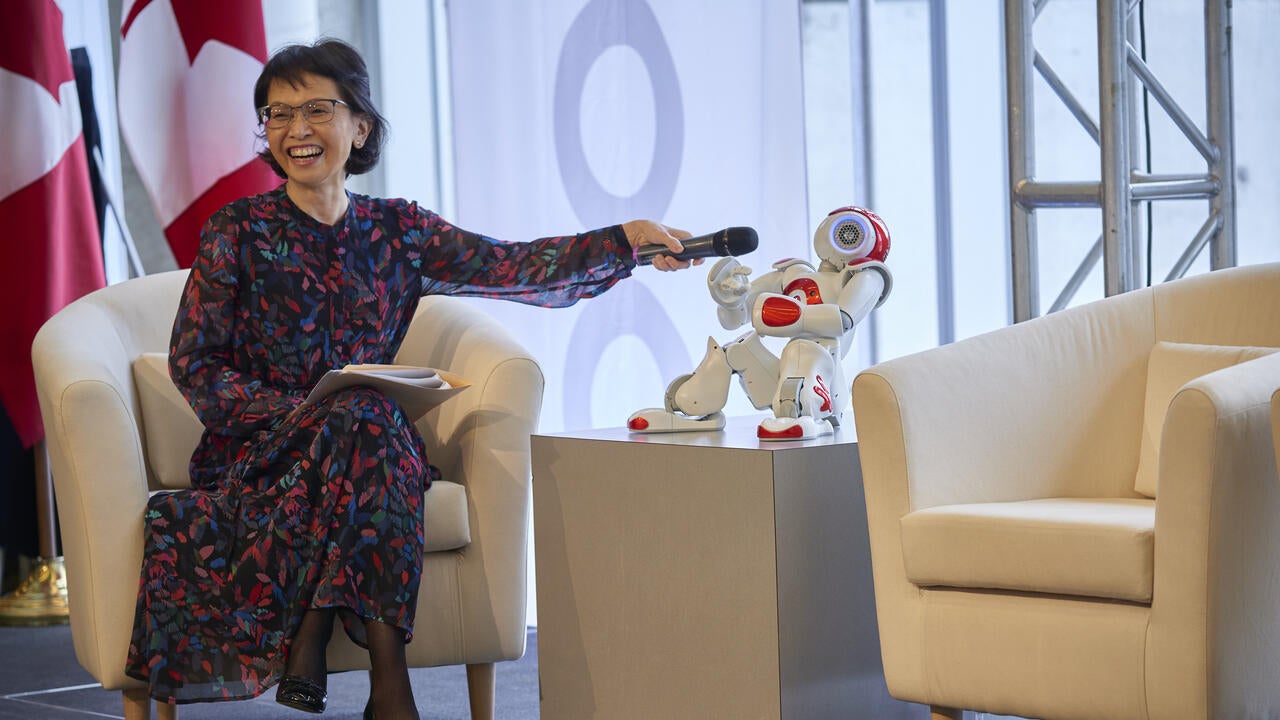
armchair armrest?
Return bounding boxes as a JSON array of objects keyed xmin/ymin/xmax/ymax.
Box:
[
  {"xmin": 32, "ymin": 272, "xmax": 185, "ymax": 688},
  {"xmin": 1145, "ymin": 352, "xmax": 1280, "ymax": 719},
  {"xmin": 395, "ymin": 296, "xmax": 545, "ymax": 661}
]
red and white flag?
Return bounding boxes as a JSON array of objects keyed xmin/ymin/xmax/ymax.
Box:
[
  {"xmin": 0, "ymin": 0, "xmax": 107, "ymax": 448},
  {"xmin": 117, "ymin": 0, "xmax": 280, "ymax": 268}
]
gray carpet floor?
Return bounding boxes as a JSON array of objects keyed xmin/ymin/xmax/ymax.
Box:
[
  {"xmin": 0, "ymin": 624, "xmax": 1030, "ymax": 720},
  {"xmin": 0, "ymin": 624, "xmax": 539, "ymax": 719}
]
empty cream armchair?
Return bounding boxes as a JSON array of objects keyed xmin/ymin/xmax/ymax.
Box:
[
  {"xmin": 851, "ymin": 262, "xmax": 1280, "ymax": 720},
  {"xmin": 32, "ymin": 269, "xmax": 543, "ymax": 720}
]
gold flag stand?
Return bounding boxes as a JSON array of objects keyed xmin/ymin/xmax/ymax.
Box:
[
  {"xmin": 0, "ymin": 556, "xmax": 69, "ymax": 626},
  {"xmin": 0, "ymin": 440, "xmax": 70, "ymax": 626}
]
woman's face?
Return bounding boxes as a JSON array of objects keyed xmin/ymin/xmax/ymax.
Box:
[{"xmin": 264, "ymin": 73, "xmax": 370, "ymax": 194}]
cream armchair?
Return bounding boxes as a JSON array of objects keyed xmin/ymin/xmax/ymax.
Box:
[
  {"xmin": 851, "ymin": 262, "xmax": 1280, "ymax": 720},
  {"xmin": 32, "ymin": 269, "xmax": 543, "ymax": 720}
]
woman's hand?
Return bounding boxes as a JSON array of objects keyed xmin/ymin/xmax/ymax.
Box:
[{"xmin": 622, "ymin": 220, "xmax": 700, "ymax": 272}]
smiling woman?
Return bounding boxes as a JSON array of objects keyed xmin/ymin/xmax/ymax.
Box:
[
  {"xmin": 121, "ymin": 36, "xmax": 700, "ymax": 720},
  {"xmin": 261, "ymin": 76, "xmax": 369, "ymax": 223},
  {"xmin": 250, "ymin": 42, "xmax": 377, "ymax": 224}
]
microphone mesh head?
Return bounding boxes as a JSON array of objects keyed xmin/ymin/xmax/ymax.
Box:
[{"xmin": 725, "ymin": 227, "xmax": 759, "ymax": 255}]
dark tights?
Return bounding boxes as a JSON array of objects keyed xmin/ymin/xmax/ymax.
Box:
[
  {"xmin": 365, "ymin": 619, "xmax": 419, "ymax": 719},
  {"xmin": 285, "ymin": 607, "xmax": 334, "ymax": 685},
  {"xmin": 285, "ymin": 609, "xmax": 419, "ymax": 719}
]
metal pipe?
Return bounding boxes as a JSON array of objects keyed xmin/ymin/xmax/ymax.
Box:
[
  {"xmin": 1206, "ymin": 0, "xmax": 1236, "ymax": 269},
  {"xmin": 1006, "ymin": 0, "xmax": 1039, "ymax": 322},
  {"xmin": 1013, "ymin": 177, "xmax": 1212, "ymax": 208},
  {"xmin": 1048, "ymin": 234, "xmax": 1103, "ymax": 314},
  {"xmin": 1129, "ymin": 177, "xmax": 1220, "ymax": 201},
  {"xmin": 1014, "ymin": 180, "xmax": 1101, "ymax": 208},
  {"xmin": 1125, "ymin": 9, "xmax": 1144, "ymax": 288},
  {"xmin": 1098, "ymin": 0, "xmax": 1136, "ymax": 297},
  {"xmin": 35, "ymin": 440, "xmax": 56, "ymax": 558},
  {"xmin": 1033, "ymin": 52, "xmax": 1100, "ymax": 143},
  {"xmin": 929, "ymin": 0, "xmax": 955, "ymax": 345},
  {"xmin": 1007, "ymin": 0, "xmax": 1235, "ymax": 322},
  {"xmin": 424, "ymin": 0, "xmax": 445, "ymax": 213},
  {"xmin": 91, "ymin": 147, "xmax": 145, "ymax": 278},
  {"xmin": 1164, "ymin": 212, "xmax": 1223, "ymax": 282},
  {"xmin": 1132, "ymin": 171, "xmax": 1214, "ymax": 183},
  {"xmin": 1125, "ymin": 45, "xmax": 1216, "ymax": 163},
  {"xmin": 849, "ymin": 0, "xmax": 880, "ymax": 363}
]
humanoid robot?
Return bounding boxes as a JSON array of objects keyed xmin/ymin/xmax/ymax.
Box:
[{"xmin": 627, "ymin": 206, "xmax": 892, "ymax": 440}]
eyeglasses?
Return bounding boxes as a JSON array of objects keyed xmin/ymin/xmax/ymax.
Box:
[{"xmin": 256, "ymin": 98, "xmax": 350, "ymax": 129}]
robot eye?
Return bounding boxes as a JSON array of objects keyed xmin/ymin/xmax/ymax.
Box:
[
  {"xmin": 835, "ymin": 221, "xmax": 863, "ymax": 248},
  {"xmin": 829, "ymin": 215, "xmax": 874, "ymax": 257}
]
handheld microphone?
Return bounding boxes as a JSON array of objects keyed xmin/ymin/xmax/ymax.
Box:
[{"xmin": 635, "ymin": 226, "xmax": 759, "ymax": 265}]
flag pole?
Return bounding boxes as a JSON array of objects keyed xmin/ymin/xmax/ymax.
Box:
[
  {"xmin": 94, "ymin": 147, "xmax": 146, "ymax": 278},
  {"xmin": 0, "ymin": 440, "xmax": 70, "ymax": 625}
]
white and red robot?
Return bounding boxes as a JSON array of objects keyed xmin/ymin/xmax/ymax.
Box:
[{"xmin": 627, "ymin": 206, "xmax": 892, "ymax": 440}]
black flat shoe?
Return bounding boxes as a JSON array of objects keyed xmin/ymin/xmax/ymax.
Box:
[
  {"xmin": 363, "ymin": 697, "xmax": 375, "ymax": 720},
  {"xmin": 275, "ymin": 674, "xmax": 327, "ymax": 714}
]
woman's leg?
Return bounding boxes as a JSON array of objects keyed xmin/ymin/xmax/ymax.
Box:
[
  {"xmin": 365, "ymin": 619, "xmax": 419, "ymax": 720},
  {"xmin": 285, "ymin": 607, "xmax": 335, "ymax": 684}
]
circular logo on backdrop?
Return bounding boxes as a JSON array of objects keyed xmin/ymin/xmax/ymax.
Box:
[
  {"xmin": 553, "ymin": 0, "xmax": 684, "ymax": 228},
  {"xmin": 554, "ymin": 0, "xmax": 690, "ymax": 426}
]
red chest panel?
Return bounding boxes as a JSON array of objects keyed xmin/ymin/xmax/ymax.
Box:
[{"xmin": 784, "ymin": 277, "xmax": 824, "ymax": 305}]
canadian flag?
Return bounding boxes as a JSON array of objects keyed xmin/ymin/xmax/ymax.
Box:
[
  {"xmin": 117, "ymin": 0, "xmax": 280, "ymax": 268},
  {"xmin": 0, "ymin": 0, "xmax": 106, "ymax": 448}
]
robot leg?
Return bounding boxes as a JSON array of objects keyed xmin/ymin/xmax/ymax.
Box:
[
  {"xmin": 669, "ymin": 337, "xmax": 733, "ymax": 416},
  {"xmin": 628, "ymin": 337, "xmax": 731, "ymax": 433},
  {"xmin": 723, "ymin": 331, "xmax": 780, "ymax": 410},
  {"xmin": 757, "ymin": 339, "xmax": 839, "ymax": 441}
]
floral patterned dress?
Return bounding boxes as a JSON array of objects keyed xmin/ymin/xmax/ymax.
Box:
[{"xmin": 124, "ymin": 186, "xmax": 635, "ymax": 703}]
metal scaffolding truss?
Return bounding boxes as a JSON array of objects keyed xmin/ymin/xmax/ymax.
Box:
[{"xmin": 1004, "ymin": 0, "xmax": 1236, "ymax": 322}]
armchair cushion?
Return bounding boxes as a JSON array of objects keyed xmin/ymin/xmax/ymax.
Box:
[
  {"xmin": 1135, "ymin": 342, "xmax": 1277, "ymax": 497},
  {"xmin": 132, "ymin": 352, "xmax": 471, "ymax": 553},
  {"xmin": 900, "ymin": 497, "xmax": 1155, "ymax": 602},
  {"xmin": 133, "ymin": 353, "xmax": 201, "ymax": 489},
  {"xmin": 416, "ymin": 481, "xmax": 471, "ymax": 553}
]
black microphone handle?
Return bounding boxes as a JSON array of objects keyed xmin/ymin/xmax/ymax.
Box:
[{"xmin": 635, "ymin": 227, "xmax": 752, "ymax": 265}]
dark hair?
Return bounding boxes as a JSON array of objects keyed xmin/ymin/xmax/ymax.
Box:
[{"xmin": 253, "ymin": 39, "xmax": 388, "ymax": 178}]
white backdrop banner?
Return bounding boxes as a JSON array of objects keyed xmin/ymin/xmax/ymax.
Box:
[{"xmin": 446, "ymin": 0, "xmax": 807, "ymax": 433}]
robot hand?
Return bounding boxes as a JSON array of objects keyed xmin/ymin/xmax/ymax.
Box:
[
  {"xmin": 707, "ymin": 257, "xmax": 753, "ymax": 329},
  {"xmin": 707, "ymin": 257, "xmax": 752, "ymax": 308}
]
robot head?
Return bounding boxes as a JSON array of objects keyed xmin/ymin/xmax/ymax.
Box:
[{"xmin": 814, "ymin": 206, "xmax": 890, "ymax": 270}]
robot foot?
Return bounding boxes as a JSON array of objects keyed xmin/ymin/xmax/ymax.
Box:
[
  {"xmin": 627, "ymin": 408, "xmax": 727, "ymax": 433},
  {"xmin": 756, "ymin": 415, "xmax": 834, "ymax": 441}
]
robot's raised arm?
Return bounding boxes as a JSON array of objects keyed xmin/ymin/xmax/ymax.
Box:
[
  {"xmin": 707, "ymin": 258, "xmax": 787, "ymax": 330},
  {"xmin": 751, "ymin": 261, "xmax": 891, "ymax": 341}
]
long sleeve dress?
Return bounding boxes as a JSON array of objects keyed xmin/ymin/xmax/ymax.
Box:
[{"xmin": 124, "ymin": 186, "xmax": 636, "ymax": 703}]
